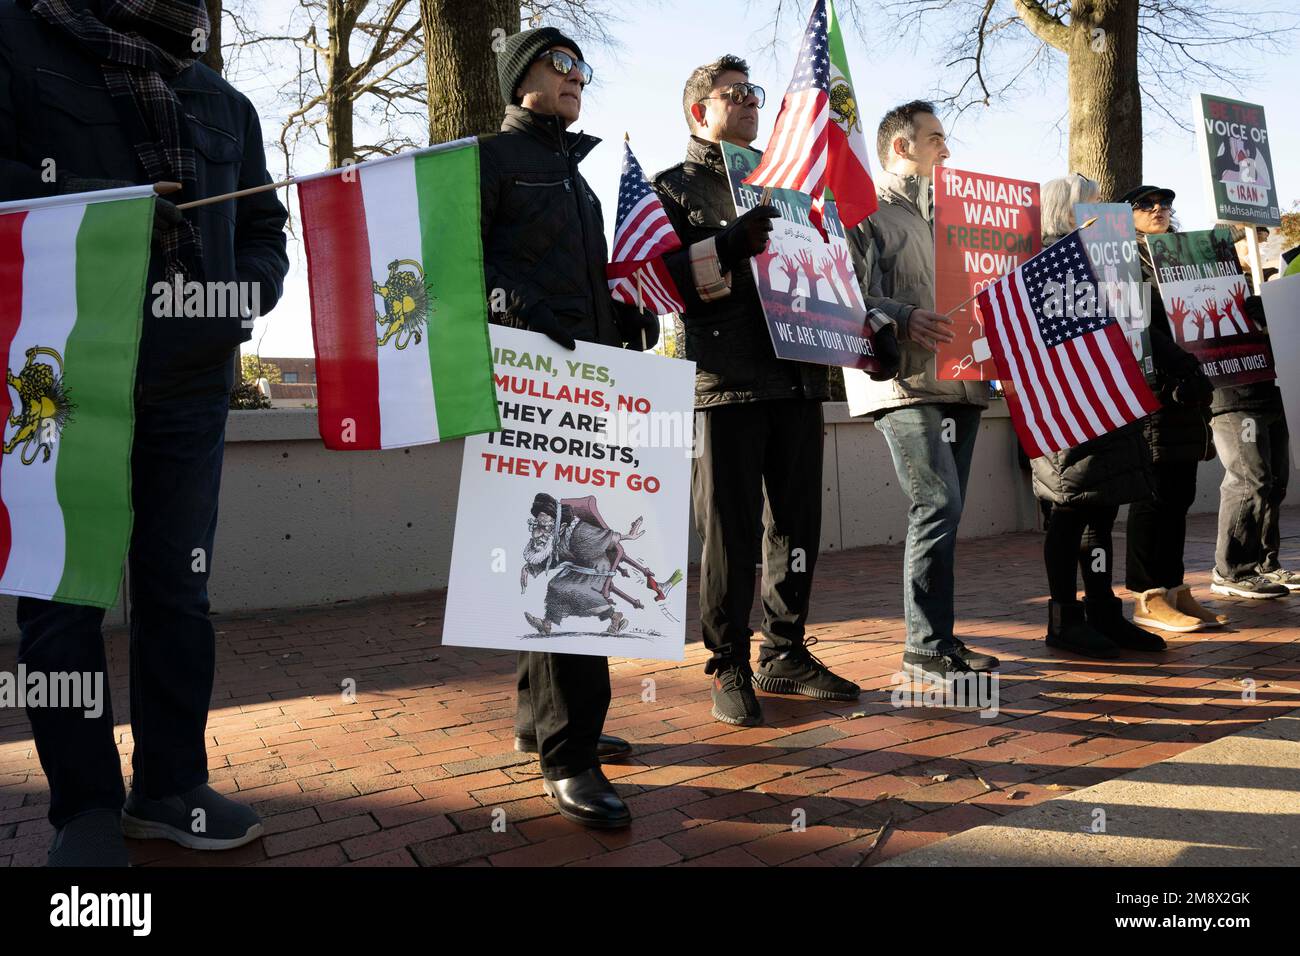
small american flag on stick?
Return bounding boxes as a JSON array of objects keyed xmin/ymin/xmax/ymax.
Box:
[
  {"xmin": 606, "ymin": 138, "xmax": 684, "ymax": 317},
  {"xmin": 976, "ymin": 231, "xmax": 1160, "ymax": 458}
]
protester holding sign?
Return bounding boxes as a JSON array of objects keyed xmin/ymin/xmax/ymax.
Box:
[
  {"xmin": 1, "ymin": 0, "xmax": 289, "ymax": 866},
  {"xmin": 1206, "ymin": 225, "xmax": 1295, "ymax": 598},
  {"xmin": 1125, "ymin": 185, "xmax": 1224, "ymax": 631},
  {"xmin": 1031, "ymin": 176, "xmax": 1165, "ymax": 658},
  {"xmin": 846, "ymin": 101, "xmax": 998, "ymax": 686},
  {"xmin": 653, "ymin": 54, "xmax": 862, "ymax": 728},
  {"xmin": 480, "ymin": 27, "xmax": 659, "ymax": 829}
]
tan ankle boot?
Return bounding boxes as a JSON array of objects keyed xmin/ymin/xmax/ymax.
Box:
[
  {"xmin": 1131, "ymin": 588, "xmax": 1205, "ymax": 632},
  {"xmin": 1169, "ymin": 584, "xmax": 1228, "ymax": 626}
]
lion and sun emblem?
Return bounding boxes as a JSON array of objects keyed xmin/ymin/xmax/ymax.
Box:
[
  {"xmin": 829, "ymin": 79, "xmax": 860, "ymax": 134},
  {"xmin": 374, "ymin": 258, "xmax": 435, "ymax": 350},
  {"xmin": 4, "ymin": 346, "xmax": 74, "ymax": 465}
]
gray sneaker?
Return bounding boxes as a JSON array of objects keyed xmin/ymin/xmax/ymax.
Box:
[
  {"xmin": 121, "ymin": 784, "xmax": 263, "ymax": 850},
  {"xmin": 1259, "ymin": 568, "xmax": 1300, "ymax": 591},
  {"xmin": 48, "ymin": 809, "xmax": 130, "ymax": 867},
  {"xmin": 1210, "ymin": 570, "xmax": 1288, "ymax": 599}
]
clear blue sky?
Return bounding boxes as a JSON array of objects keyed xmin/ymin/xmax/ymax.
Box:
[{"xmin": 231, "ymin": 0, "xmax": 1299, "ymax": 358}]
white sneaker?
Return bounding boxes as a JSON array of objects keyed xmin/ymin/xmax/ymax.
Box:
[
  {"xmin": 1258, "ymin": 568, "xmax": 1300, "ymax": 591},
  {"xmin": 1210, "ymin": 569, "xmax": 1288, "ymax": 599}
]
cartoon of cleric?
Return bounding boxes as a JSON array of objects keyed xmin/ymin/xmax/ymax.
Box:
[{"xmin": 520, "ymin": 493, "xmax": 674, "ymax": 636}]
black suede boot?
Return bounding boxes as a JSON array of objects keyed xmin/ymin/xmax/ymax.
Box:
[
  {"xmin": 1045, "ymin": 599, "xmax": 1120, "ymax": 659},
  {"xmin": 1084, "ymin": 594, "xmax": 1166, "ymax": 651}
]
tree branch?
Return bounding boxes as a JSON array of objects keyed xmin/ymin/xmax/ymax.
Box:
[{"xmin": 1013, "ymin": 0, "xmax": 1068, "ymax": 50}]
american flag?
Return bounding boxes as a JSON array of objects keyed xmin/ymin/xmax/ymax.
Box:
[
  {"xmin": 743, "ymin": 0, "xmax": 832, "ymax": 224},
  {"xmin": 976, "ymin": 231, "xmax": 1160, "ymax": 458},
  {"xmin": 606, "ymin": 141, "xmax": 684, "ymax": 316}
]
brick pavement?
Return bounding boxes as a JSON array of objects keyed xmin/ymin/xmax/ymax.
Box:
[{"xmin": 1, "ymin": 510, "xmax": 1297, "ymax": 867}]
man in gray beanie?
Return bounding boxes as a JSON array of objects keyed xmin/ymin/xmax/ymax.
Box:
[{"xmin": 480, "ymin": 26, "xmax": 659, "ymax": 829}]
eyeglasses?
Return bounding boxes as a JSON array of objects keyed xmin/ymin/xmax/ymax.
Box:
[
  {"xmin": 698, "ymin": 82, "xmax": 765, "ymax": 108},
  {"xmin": 1133, "ymin": 197, "xmax": 1173, "ymax": 211},
  {"xmin": 535, "ymin": 49, "xmax": 593, "ymax": 86}
]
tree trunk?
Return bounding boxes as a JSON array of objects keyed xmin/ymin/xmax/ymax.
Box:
[
  {"xmin": 325, "ymin": 0, "xmax": 357, "ymax": 168},
  {"xmin": 420, "ymin": 0, "xmax": 520, "ymax": 144},
  {"xmin": 202, "ymin": 0, "xmax": 222, "ymax": 73},
  {"xmin": 1064, "ymin": 0, "xmax": 1141, "ymax": 201}
]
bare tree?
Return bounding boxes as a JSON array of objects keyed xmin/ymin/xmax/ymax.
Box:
[
  {"xmin": 202, "ymin": 0, "xmax": 223, "ymax": 73},
  {"xmin": 879, "ymin": 0, "xmax": 1298, "ymax": 199},
  {"xmin": 225, "ymin": 1, "xmax": 426, "ymax": 174}
]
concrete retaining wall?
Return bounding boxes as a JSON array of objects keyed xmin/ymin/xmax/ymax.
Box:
[{"xmin": 0, "ymin": 401, "xmax": 1292, "ymax": 641}]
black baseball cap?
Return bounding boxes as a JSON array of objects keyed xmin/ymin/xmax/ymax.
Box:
[{"xmin": 1120, "ymin": 185, "xmax": 1176, "ymax": 206}]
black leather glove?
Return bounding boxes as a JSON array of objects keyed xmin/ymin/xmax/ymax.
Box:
[
  {"xmin": 1245, "ymin": 294, "xmax": 1267, "ymax": 328},
  {"xmin": 153, "ymin": 197, "xmax": 184, "ymax": 243},
  {"xmin": 868, "ymin": 320, "xmax": 901, "ymax": 382},
  {"xmin": 715, "ymin": 204, "xmax": 779, "ymax": 271},
  {"xmin": 61, "ymin": 176, "xmax": 182, "ymax": 243},
  {"xmin": 617, "ymin": 308, "xmax": 659, "ymax": 351},
  {"xmin": 525, "ymin": 301, "xmax": 576, "ymax": 351},
  {"xmin": 1172, "ymin": 370, "xmax": 1214, "ymax": 408}
]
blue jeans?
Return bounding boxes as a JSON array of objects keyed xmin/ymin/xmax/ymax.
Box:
[
  {"xmin": 875, "ymin": 403, "xmax": 982, "ymax": 656},
  {"xmin": 17, "ymin": 389, "xmax": 229, "ymax": 827}
]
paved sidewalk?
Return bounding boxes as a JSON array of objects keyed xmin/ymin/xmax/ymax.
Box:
[
  {"xmin": 1, "ymin": 510, "xmax": 1298, "ymax": 867},
  {"xmin": 882, "ymin": 708, "xmax": 1300, "ymax": 866}
]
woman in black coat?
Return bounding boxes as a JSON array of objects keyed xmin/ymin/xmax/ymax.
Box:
[{"xmin": 1034, "ymin": 176, "xmax": 1167, "ymax": 658}]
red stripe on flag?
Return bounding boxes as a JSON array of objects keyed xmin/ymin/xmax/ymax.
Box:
[
  {"xmin": 0, "ymin": 212, "xmax": 25, "ymax": 579},
  {"xmin": 1006, "ymin": 275, "xmax": 1070, "ymax": 451},
  {"xmin": 986, "ymin": 280, "xmax": 1052, "ymax": 457},
  {"xmin": 1104, "ymin": 322, "xmax": 1161, "ymax": 416},
  {"xmin": 1079, "ymin": 329, "xmax": 1130, "ymax": 431},
  {"xmin": 299, "ymin": 175, "xmax": 382, "ymax": 450},
  {"xmin": 1043, "ymin": 338, "xmax": 1097, "ymax": 446}
]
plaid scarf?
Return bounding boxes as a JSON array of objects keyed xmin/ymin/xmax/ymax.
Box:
[{"xmin": 30, "ymin": 0, "xmax": 209, "ymax": 279}]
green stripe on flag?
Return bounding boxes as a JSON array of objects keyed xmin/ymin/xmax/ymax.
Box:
[
  {"xmin": 54, "ymin": 196, "xmax": 152, "ymax": 607},
  {"xmin": 415, "ymin": 145, "xmax": 501, "ymax": 440}
]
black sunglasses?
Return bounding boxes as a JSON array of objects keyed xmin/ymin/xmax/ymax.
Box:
[
  {"xmin": 698, "ymin": 82, "xmax": 765, "ymax": 108},
  {"xmin": 1133, "ymin": 197, "xmax": 1173, "ymax": 211},
  {"xmin": 536, "ymin": 49, "xmax": 593, "ymax": 86}
]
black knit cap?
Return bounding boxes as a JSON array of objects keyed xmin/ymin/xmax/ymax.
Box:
[{"xmin": 497, "ymin": 26, "xmax": 584, "ymax": 105}]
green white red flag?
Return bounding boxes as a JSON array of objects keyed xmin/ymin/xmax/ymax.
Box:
[
  {"xmin": 0, "ymin": 186, "xmax": 154, "ymax": 607},
  {"xmin": 298, "ymin": 139, "xmax": 500, "ymax": 450}
]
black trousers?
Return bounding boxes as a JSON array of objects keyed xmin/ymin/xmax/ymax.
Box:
[
  {"xmin": 17, "ymin": 391, "xmax": 228, "ymax": 828},
  {"xmin": 514, "ymin": 651, "xmax": 610, "ymax": 781},
  {"xmin": 1043, "ymin": 503, "xmax": 1119, "ymax": 602},
  {"xmin": 1126, "ymin": 458, "xmax": 1200, "ymax": 592},
  {"xmin": 693, "ymin": 398, "xmax": 823, "ymax": 673}
]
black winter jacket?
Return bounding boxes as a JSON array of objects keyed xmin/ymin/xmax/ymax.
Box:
[
  {"xmin": 0, "ymin": 0, "xmax": 289, "ymax": 400},
  {"xmin": 1031, "ymin": 421, "xmax": 1155, "ymax": 508},
  {"xmin": 479, "ymin": 106, "xmax": 653, "ymax": 350},
  {"xmin": 1139, "ymin": 240, "xmax": 1216, "ymax": 464},
  {"xmin": 654, "ymin": 136, "xmax": 828, "ymax": 408}
]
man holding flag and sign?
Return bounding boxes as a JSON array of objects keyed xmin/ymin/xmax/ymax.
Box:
[
  {"xmin": 0, "ymin": 0, "xmax": 289, "ymax": 865},
  {"xmin": 653, "ymin": 36, "xmax": 880, "ymax": 727}
]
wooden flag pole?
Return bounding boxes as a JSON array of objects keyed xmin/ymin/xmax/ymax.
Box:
[
  {"xmin": 1245, "ymin": 225, "xmax": 1265, "ymax": 290},
  {"xmin": 175, "ymin": 177, "xmax": 296, "ymax": 210}
]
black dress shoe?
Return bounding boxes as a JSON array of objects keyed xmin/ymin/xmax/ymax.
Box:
[
  {"xmin": 514, "ymin": 733, "xmax": 632, "ymax": 761},
  {"xmin": 542, "ymin": 768, "xmax": 631, "ymax": 829}
]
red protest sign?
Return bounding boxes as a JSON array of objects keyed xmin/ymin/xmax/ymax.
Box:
[{"xmin": 934, "ymin": 166, "xmax": 1041, "ymax": 380}]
